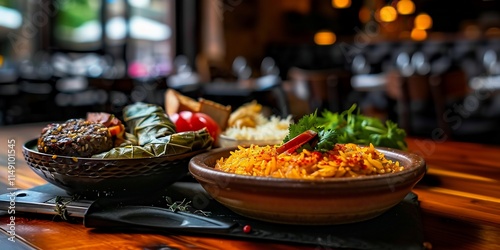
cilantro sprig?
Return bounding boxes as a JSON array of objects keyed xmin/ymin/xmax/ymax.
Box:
[{"xmin": 282, "ymin": 104, "xmax": 407, "ymax": 152}]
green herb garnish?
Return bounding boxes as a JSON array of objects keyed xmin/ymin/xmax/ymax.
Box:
[{"xmin": 283, "ymin": 104, "xmax": 407, "ymax": 151}]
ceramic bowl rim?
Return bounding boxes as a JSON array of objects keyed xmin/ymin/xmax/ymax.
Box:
[{"xmin": 189, "ymin": 145, "xmax": 427, "ymax": 188}]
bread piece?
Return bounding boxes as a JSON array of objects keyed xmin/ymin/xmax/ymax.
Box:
[
  {"xmin": 199, "ymin": 98, "xmax": 232, "ymax": 131},
  {"xmin": 164, "ymin": 89, "xmax": 201, "ymax": 115}
]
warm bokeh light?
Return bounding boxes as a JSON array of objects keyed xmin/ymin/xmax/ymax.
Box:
[
  {"xmin": 397, "ymin": 0, "xmax": 415, "ymax": 15},
  {"xmin": 332, "ymin": 0, "xmax": 351, "ymax": 9},
  {"xmin": 414, "ymin": 13, "xmax": 432, "ymax": 30},
  {"xmin": 0, "ymin": 55, "xmax": 3, "ymax": 66},
  {"xmin": 359, "ymin": 6, "xmax": 371, "ymax": 23},
  {"xmin": 411, "ymin": 28, "xmax": 427, "ymax": 40},
  {"xmin": 379, "ymin": 6, "xmax": 398, "ymax": 22},
  {"xmin": 314, "ymin": 30, "xmax": 337, "ymax": 45}
]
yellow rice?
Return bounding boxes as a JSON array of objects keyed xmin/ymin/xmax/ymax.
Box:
[{"xmin": 215, "ymin": 143, "xmax": 405, "ymax": 179}]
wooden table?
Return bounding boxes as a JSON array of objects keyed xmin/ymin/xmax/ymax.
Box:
[{"xmin": 1, "ymin": 123, "xmax": 499, "ymax": 249}]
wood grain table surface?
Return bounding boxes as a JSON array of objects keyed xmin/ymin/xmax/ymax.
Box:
[{"xmin": 0, "ymin": 123, "xmax": 499, "ymax": 250}]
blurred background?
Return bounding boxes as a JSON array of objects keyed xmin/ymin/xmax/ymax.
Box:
[{"xmin": 1, "ymin": 0, "xmax": 500, "ymax": 144}]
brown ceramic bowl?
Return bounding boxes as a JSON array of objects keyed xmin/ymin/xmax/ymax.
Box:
[{"xmin": 189, "ymin": 146, "xmax": 426, "ymax": 225}]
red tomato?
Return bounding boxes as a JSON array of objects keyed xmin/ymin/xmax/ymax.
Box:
[{"xmin": 170, "ymin": 111, "xmax": 221, "ymax": 143}]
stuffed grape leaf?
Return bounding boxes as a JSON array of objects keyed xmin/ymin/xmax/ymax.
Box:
[
  {"xmin": 92, "ymin": 129, "xmax": 213, "ymax": 158},
  {"xmin": 92, "ymin": 102, "xmax": 213, "ymax": 158},
  {"xmin": 122, "ymin": 102, "xmax": 177, "ymax": 146}
]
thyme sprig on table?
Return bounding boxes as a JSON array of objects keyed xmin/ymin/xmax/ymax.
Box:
[
  {"xmin": 53, "ymin": 194, "xmax": 81, "ymax": 221},
  {"xmin": 52, "ymin": 195, "xmax": 213, "ymax": 221},
  {"xmin": 166, "ymin": 197, "xmax": 211, "ymax": 217}
]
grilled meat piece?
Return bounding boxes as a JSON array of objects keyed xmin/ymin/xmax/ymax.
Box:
[{"xmin": 37, "ymin": 119, "xmax": 113, "ymax": 157}]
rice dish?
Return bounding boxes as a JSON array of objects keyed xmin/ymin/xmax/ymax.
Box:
[{"xmin": 215, "ymin": 143, "xmax": 405, "ymax": 179}]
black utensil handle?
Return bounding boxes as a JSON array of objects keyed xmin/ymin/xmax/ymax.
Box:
[{"xmin": 84, "ymin": 204, "xmax": 236, "ymax": 233}]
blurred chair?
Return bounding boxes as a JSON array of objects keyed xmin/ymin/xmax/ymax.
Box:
[
  {"xmin": 386, "ymin": 71, "xmax": 438, "ymax": 137},
  {"xmin": 326, "ymin": 72, "xmax": 354, "ymax": 112},
  {"xmin": 168, "ymin": 55, "xmax": 200, "ymax": 86},
  {"xmin": 195, "ymin": 54, "xmax": 212, "ymax": 83},
  {"xmin": 429, "ymin": 71, "xmax": 500, "ymax": 143},
  {"xmin": 0, "ymin": 80, "xmax": 19, "ymax": 125},
  {"xmin": 260, "ymin": 57, "xmax": 280, "ymax": 76},
  {"xmin": 232, "ymin": 56, "xmax": 252, "ymax": 80},
  {"xmin": 166, "ymin": 55, "xmax": 203, "ymax": 98},
  {"xmin": 253, "ymin": 74, "xmax": 290, "ymax": 117},
  {"xmin": 287, "ymin": 67, "xmax": 352, "ymax": 115},
  {"xmin": 453, "ymin": 41, "xmax": 484, "ymax": 81}
]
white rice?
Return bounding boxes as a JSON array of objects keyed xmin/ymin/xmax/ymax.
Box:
[{"xmin": 223, "ymin": 114, "xmax": 292, "ymax": 140}]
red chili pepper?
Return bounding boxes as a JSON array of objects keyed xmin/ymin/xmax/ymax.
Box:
[{"xmin": 276, "ymin": 130, "xmax": 318, "ymax": 154}]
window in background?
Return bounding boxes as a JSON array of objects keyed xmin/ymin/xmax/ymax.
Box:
[
  {"xmin": 53, "ymin": 0, "xmax": 102, "ymax": 51},
  {"xmin": 127, "ymin": 0, "xmax": 175, "ymax": 79},
  {"xmin": 0, "ymin": 0, "xmax": 23, "ymax": 82},
  {"xmin": 51, "ymin": 0, "xmax": 175, "ymax": 79},
  {"xmin": 105, "ymin": 0, "xmax": 127, "ymax": 46},
  {"xmin": 0, "ymin": 0, "xmax": 23, "ymax": 59},
  {"xmin": 0, "ymin": 0, "xmax": 22, "ymax": 30},
  {"xmin": 0, "ymin": 0, "xmax": 24, "ymax": 125}
]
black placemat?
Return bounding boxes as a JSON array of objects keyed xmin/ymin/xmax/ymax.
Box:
[{"xmin": 32, "ymin": 182, "xmax": 425, "ymax": 250}]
